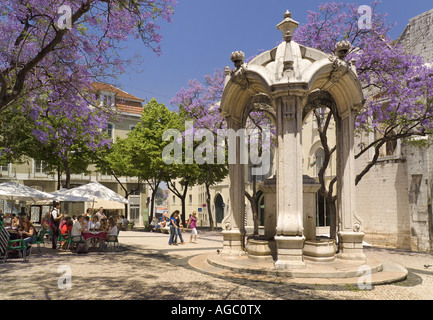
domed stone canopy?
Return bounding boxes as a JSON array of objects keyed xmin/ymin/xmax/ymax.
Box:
[
  {"xmin": 219, "ymin": 10, "xmax": 366, "ymax": 269},
  {"xmin": 220, "ymin": 11, "xmax": 364, "ymax": 126}
]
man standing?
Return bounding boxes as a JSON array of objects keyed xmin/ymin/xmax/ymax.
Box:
[
  {"xmin": 95, "ymin": 207, "xmax": 106, "ymax": 221},
  {"xmin": 50, "ymin": 202, "xmax": 64, "ymax": 249}
]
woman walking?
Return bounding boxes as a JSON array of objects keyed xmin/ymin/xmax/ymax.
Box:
[
  {"xmin": 187, "ymin": 211, "xmax": 198, "ymax": 243},
  {"xmin": 176, "ymin": 214, "xmax": 186, "ymax": 245},
  {"xmin": 168, "ymin": 210, "xmax": 179, "ymax": 246}
]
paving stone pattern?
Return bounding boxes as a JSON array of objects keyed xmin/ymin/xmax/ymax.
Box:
[{"xmin": 0, "ymin": 230, "xmax": 432, "ymax": 300}]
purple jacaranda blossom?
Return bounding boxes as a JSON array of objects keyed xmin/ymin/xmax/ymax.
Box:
[
  {"xmin": 294, "ymin": 1, "xmax": 433, "ymax": 139},
  {"xmin": 0, "ymin": 0, "xmax": 176, "ymax": 158}
]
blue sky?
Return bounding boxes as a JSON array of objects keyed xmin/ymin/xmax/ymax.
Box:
[{"xmin": 116, "ymin": 0, "xmax": 433, "ymax": 108}]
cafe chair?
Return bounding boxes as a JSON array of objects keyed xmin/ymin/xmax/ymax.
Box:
[
  {"xmin": 57, "ymin": 232, "xmax": 69, "ymax": 250},
  {"xmin": 0, "ymin": 221, "xmax": 29, "ymax": 263},
  {"xmin": 31, "ymin": 231, "xmax": 46, "ymax": 254},
  {"xmin": 66, "ymin": 234, "xmax": 84, "ymax": 252},
  {"xmin": 106, "ymin": 234, "xmax": 119, "ymax": 251}
]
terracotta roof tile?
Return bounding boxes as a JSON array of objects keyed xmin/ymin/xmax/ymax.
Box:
[
  {"xmin": 91, "ymin": 82, "xmax": 144, "ymax": 102},
  {"xmin": 116, "ymin": 104, "xmax": 143, "ymax": 115}
]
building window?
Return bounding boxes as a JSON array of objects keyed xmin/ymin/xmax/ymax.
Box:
[
  {"xmin": 35, "ymin": 160, "xmax": 47, "ymax": 174},
  {"xmin": 129, "ymin": 187, "xmax": 140, "ymax": 196},
  {"xmin": 0, "ymin": 164, "xmax": 9, "ymax": 172},
  {"xmin": 172, "ymin": 195, "xmax": 175, "ymax": 205},
  {"xmin": 189, "ymin": 194, "xmax": 193, "ymax": 205},
  {"xmin": 100, "ymin": 92, "xmax": 115, "ymax": 108},
  {"xmin": 130, "ymin": 204, "xmax": 140, "ymax": 221}
]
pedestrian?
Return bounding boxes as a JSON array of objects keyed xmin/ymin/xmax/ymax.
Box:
[
  {"xmin": 168, "ymin": 210, "xmax": 179, "ymax": 246},
  {"xmin": 50, "ymin": 202, "xmax": 64, "ymax": 250},
  {"xmin": 187, "ymin": 211, "xmax": 198, "ymax": 243},
  {"xmin": 176, "ymin": 214, "xmax": 185, "ymax": 245}
]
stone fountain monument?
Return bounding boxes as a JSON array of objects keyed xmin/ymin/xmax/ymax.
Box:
[{"xmin": 189, "ymin": 11, "xmax": 408, "ymax": 285}]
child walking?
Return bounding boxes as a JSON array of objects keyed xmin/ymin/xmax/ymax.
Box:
[{"xmin": 187, "ymin": 211, "xmax": 198, "ymax": 243}]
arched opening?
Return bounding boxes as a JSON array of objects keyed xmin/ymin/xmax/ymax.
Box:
[
  {"xmin": 214, "ymin": 193, "xmax": 224, "ymax": 225},
  {"xmin": 316, "ymin": 190, "xmax": 331, "ymax": 236},
  {"xmin": 257, "ymin": 191, "xmax": 265, "ymax": 227}
]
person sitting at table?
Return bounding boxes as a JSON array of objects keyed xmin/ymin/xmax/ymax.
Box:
[
  {"xmin": 121, "ymin": 216, "xmax": 129, "ymax": 231},
  {"xmin": 41, "ymin": 212, "xmax": 51, "ymax": 231},
  {"xmin": 89, "ymin": 215, "xmax": 100, "ymax": 231},
  {"xmin": 116, "ymin": 215, "xmax": 123, "ymax": 230},
  {"xmin": 3, "ymin": 213, "xmax": 12, "ymax": 228},
  {"xmin": 18, "ymin": 218, "xmax": 36, "ymax": 254},
  {"xmin": 83, "ymin": 216, "xmax": 91, "ymax": 231},
  {"xmin": 107, "ymin": 218, "xmax": 118, "ymax": 237},
  {"xmin": 71, "ymin": 215, "xmax": 88, "ymax": 247},
  {"xmin": 60, "ymin": 217, "xmax": 73, "ymax": 250},
  {"xmin": 99, "ymin": 218, "xmax": 108, "ymax": 232},
  {"xmin": 59, "ymin": 215, "xmax": 68, "ymax": 231},
  {"xmin": 7, "ymin": 214, "xmax": 20, "ymax": 240},
  {"xmin": 11, "ymin": 214, "xmax": 20, "ymax": 229}
]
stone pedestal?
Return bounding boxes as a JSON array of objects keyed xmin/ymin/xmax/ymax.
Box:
[
  {"xmin": 274, "ymin": 235, "xmax": 306, "ymax": 269},
  {"xmin": 337, "ymin": 231, "xmax": 366, "ymax": 261},
  {"xmin": 303, "ymin": 239, "xmax": 337, "ymax": 262},
  {"xmin": 221, "ymin": 230, "xmax": 246, "ymax": 257},
  {"xmin": 246, "ymin": 236, "xmax": 276, "ymax": 261}
]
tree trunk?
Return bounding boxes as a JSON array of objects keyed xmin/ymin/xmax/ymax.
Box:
[
  {"xmin": 62, "ymin": 158, "xmax": 70, "ymax": 189},
  {"xmin": 205, "ymin": 182, "xmax": 214, "ymax": 231},
  {"xmin": 328, "ymin": 197, "xmax": 338, "ymax": 241},
  {"xmin": 57, "ymin": 166, "xmax": 62, "ymax": 190},
  {"xmin": 150, "ymin": 187, "xmax": 157, "ymax": 221}
]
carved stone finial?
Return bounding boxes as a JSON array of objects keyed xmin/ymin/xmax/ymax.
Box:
[
  {"xmin": 224, "ymin": 66, "xmax": 231, "ymax": 76},
  {"xmin": 334, "ymin": 40, "xmax": 352, "ymax": 60},
  {"xmin": 283, "ymin": 10, "xmax": 292, "ymax": 18},
  {"xmin": 231, "ymin": 51, "xmax": 245, "ymax": 70},
  {"xmin": 277, "ymin": 10, "xmax": 299, "ymax": 41}
]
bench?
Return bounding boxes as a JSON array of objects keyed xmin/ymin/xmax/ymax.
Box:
[
  {"xmin": 159, "ymin": 226, "xmax": 191, "ymax": 234},
  {"xmin": 160, "ymin": 226, "xmax": 170, "ymax": 234}
]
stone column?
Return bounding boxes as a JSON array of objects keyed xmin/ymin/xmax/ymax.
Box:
[
  {"xmin": 336, "ymin": 110, "xmax": 366, "ymax": 260},
  {"xmin": 221, "ymin": 116, "xmax": 246, "ymax": 256},
  {"xmin": 274, "ymin": 95, "xmax": 306, "ymax": 269}
]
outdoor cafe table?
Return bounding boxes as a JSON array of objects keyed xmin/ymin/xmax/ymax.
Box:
[{"xmin": 82, "ymin": 231, "xmax": 107, "ymax": 241}]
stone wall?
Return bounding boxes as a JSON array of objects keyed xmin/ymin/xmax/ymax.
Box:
[
  {"xmin": 397, "ymin": 9, "xmax": 433, "ymax": 62},
  {"xmin": 355, "ymin": 146, "xmax": 412, "ymax": 250},
  {"xmin": 354, "ymin": 9, "xmax": 433, "ymax": 253},
  {"xmin": 405, "ymin": 144, "xmax": 433, "ymax": 252}
]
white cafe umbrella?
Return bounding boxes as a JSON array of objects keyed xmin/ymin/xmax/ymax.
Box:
[
  {"xmin": 50, "ymin": 182, "xmax": 129, "ymax": 209},
  {"xmin": 0, "ymin": 181, "xmax": 55, "ymax": 202},
  {"xmin": 50, "ymin": 189, "xmax": 93, "ymax": 202}
]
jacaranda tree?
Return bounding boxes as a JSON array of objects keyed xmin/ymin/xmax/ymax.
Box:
[
  {"xmin": 294, "ymin": 1, "xmax": 433, "ymax": 239},
  {"xmin": 0, "ymin": 0, "xmax": 176, "ymax": 160}
]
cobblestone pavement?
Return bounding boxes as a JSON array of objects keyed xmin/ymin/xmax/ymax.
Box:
[{"xmin": 0, "ymin": 229, "xmax": 432, "ymax": 300}]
